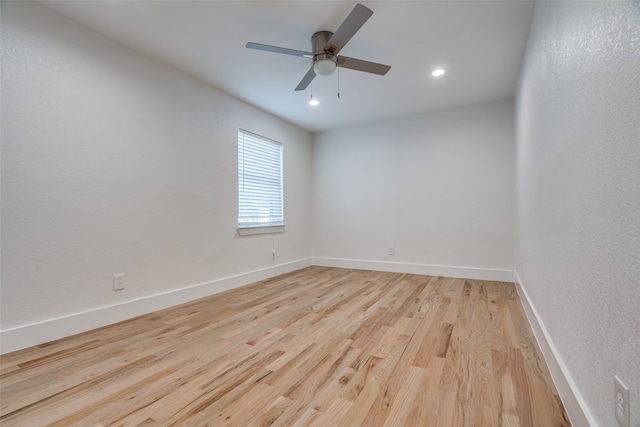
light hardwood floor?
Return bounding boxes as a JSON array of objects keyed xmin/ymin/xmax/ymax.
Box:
[{"xmin": 0, "ymin": 267, "xmax": 570, "ymax": 426}]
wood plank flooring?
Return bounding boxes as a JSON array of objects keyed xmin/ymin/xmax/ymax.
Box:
[{"xmin": 0, "ymin": 266, "xmax": 570, "ymax": 426}]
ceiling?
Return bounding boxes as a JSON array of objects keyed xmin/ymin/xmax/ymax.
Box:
[{"xmin": 41, "ymin": 1, "xmax": 535, "ymax": 133}]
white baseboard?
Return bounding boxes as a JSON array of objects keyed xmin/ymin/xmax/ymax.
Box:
[
  {"xmin": 0, "ymin": 258, "xmax": 312, "ymax": 355},
  {"xmin": 513, "ymin": 271, "xmax": 596, "ymax": 427},
  {"xmin": 312, "ymin": 257, "xmax": 515, "ymax": 282}
]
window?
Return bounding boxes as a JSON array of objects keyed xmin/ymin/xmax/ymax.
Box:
[{"xmin": 237, "ymin": 129, "xmax": 284, "ymax": 235}]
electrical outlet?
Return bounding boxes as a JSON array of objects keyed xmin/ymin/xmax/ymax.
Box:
[
  {"xmin": 615, "ymin": 375, "xmax": 630, "ymax": 427},
  {"xmin": 389, "ymin": 245, "xmax": 395, "ymax": 256},
  {"xmin": 271, "ymin": 249, "xmax": 276, "ymax": 259},
  {"xmin": 113, "ymin": 274, "xmax": 125, "ymax": 291}
]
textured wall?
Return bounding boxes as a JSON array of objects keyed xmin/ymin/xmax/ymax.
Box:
[
  {"xmin": 516, "ymin": 1, "xmax": 640, "ymax": 426},
  {"xmin": 312, "ymin": 100, "xmax": 515, "ymax": 278},
  {"xmin": 1, "ymin": 2, "xmax": 312, "ymax": 336}
]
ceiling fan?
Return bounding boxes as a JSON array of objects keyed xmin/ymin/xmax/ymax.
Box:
[{"xmin": 246, "ymin": 3, "xmax": 391, "ymax": 91}]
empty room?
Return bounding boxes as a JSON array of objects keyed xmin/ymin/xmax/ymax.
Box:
[{"xmin": 1, "ymin": 1, "xmax": 638, "ymax": 426}]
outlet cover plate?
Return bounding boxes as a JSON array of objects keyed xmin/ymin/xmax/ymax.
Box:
[
  {"xmin": 113, "ymin": 274, "xmax": 125, "ymax": 291},
  {"xmin": 615, "ymin": 375, "xmax": 630, "ymax": 427}
]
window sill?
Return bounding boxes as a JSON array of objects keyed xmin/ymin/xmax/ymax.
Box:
[{"xmin": 237, "ymin": 224, "xmax": 285, "ymax": 236}]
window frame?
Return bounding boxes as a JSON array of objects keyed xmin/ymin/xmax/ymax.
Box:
[{"xmin": 237, "ymin": 129, "xmax": 285, "ymax": 236}]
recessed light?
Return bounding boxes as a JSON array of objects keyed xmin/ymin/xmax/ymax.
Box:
[{"xmin": 431, "ymin": 68, "xmax": 445, "ymax": 77}]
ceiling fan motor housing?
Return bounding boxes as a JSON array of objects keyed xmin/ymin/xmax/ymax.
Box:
[
  {"xmin": 312, "ymin": 31, "xmax": 337, "ymax": 75},
  {"xmin": 312, "ymin": 31, "xmax": 335, "ymax": 54}
]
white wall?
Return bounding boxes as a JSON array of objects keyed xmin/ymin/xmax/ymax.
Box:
[
  {"xmin": 0, "ymin": 1, "xmax": 312, "ymax": 353},
  {"xmin": 516, "ymin": 2, "xmax": 640, "ymax": 426},
  {"xmin": 312, "ymin": 100, "xmax": 515, "ymax": 281}
]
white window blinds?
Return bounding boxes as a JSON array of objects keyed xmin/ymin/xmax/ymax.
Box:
[{"xmin": 238, "ymin": 129, "xmax": 284, "ymax": 228}]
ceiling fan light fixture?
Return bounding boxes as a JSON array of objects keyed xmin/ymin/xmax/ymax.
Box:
[
  {"xmin": 313, "ymin": 55, "xmax": 337, "ymax": 76},
  {"xmin": 432, "ymin": 68, "xmax": 446, "ymax": 77}
]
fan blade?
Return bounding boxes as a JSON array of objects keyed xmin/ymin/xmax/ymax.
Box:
[
  {"xmin": 246, "ymin": 42, "xmax": 313, "ymax": 58},
  {"xmin": 295, "ymin": 66, "xmax": 317, "ymax": 91},
  {"xmin": 324, "ymin": 4, "xmax": 373, "ymax": 55},
  {"xmin": 337, "ymin": 56, "xmax": 391, "ymax": 75}
]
